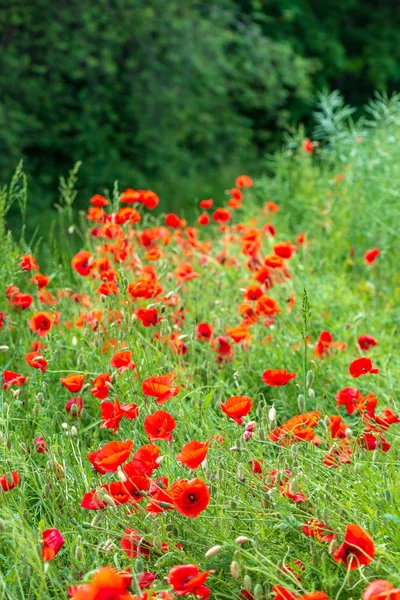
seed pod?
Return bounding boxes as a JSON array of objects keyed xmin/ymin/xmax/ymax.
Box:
[
  {"xmin": 288, "ymin": 478, "xmax": 300, "ymax": 495},
  {"xmin": 329, "ymin": 539, "xmax": 338, "ymax": 554},
  {"xmin": 345, "ymin": 428, "xmax": 352, "ymax": 439},
  {"xmin": 71, "ymin": 426, "xmax": 78, "ymax": 436},
  {"xmin": 258, "ymin": 428, "xmax": 267, "ymax": 441},
  {"xmin": 36, "ymin": 393, "xmax": 44, "ymax": 403},
  {"xmin": 354, "ymin": 463, "xmax": 361, "ymax": 474},
  {"xmin": 0, "ymin": 519, "xmax": 6, "ymax": 531},
  {"xmin": 135, "ymin": 557, "xmax": 144, "ymax": 576},
  {"xmin": 244, "ymin": 575, "xmax": 252, "ymax": 592},
  {"xmin": 0, "ymin": 345, "xmax": 9, "ymax": 352},
  {"xmin": 308, "ymin": 388, "xmax": 315, "ymax": 399},
  {"xmin": 75, "ymin": 542, "xmax": 83, "ymax": 562},
  {"xmin": 254, "ymin": 584, "xmax": 264, "ymax": 599},
  {"xmin": 205, "ymin": 545, "xmax": 222, "ymax": 558},
  {"xmin": 91, "ymin": 512, "xmax": 103, "ymax": 527},
  {"xmin": 268, "ymin": 406, "xmax": 276, "ymax": 423},
  {"xmin": 297, "ymin": 394, "xmax": 305, "ymax": 412},
  {"xmin": 384, "ymin": 489, "xmax": 392, "ymax": 503},
  {"xmin": 306, "ymin": 370, "xmax": 314, "ymax": 388},
  {"xmin": 230, "ymin": 560, "xmax": 240, "ymax": 579}
]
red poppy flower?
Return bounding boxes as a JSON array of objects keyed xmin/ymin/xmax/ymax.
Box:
[
  {"xmin": 3, "ymin": 370, "xmax": 27, "ymax": 391},
  {"xmin": 25, "ymin": 351, "xmax": 47, "ymax": 373},
  {"xmin": 213, "ymin": 208, "xmax": 231, "ymax": 223},
  {"xmin": 220, "ymin": 396, "xmax": 252, "ymax": 425},
  {"xmin": 176, "ymin": 440, "xmax": 209, "ymax": 469},
  {"xmin": 243, "ymin": 285, "xmax": 263, "ymax": 301},
  {"xmin": 90, "ymin": 194, "xmax": 108, "ymax": 207},
  {"xmin": 71, "ymin": 250, "xmax": 93, "ymax": 276},
  {"xmin": 144, "ymin": 410, "xmax": 176, "ymax": 441},
  {"xmin": 235, "ymin": 175, "xmax": 253, "ymax": 188},
  {"xmin": 262, "ymin": 369, "xmax": 297, "ymax": 386},
  {"xmin": 135, "ymin": 307, "xmax": 160, "ymax": 327},
  {"xmin": 349, "ymin": 357, "xmax": 379, "ymax": 377},
  {"xmin": 66, "ymin": 396, "xmax": 84, "ymax": 417},
  {"xmin": 358, "ymin": 334, "xmax": 378, "ymax": 351},
  {"xmin": 30, "ymin": 273, "xmax": 50, "ymax": 288},
  {"xmin": 146, "ymin": 477, "xmax": 174, "ymax": 515},
  {"xmin": 20, "ymin": 254, "xmax": 39, "ymax": 271},
  {"xmin": 80, "ymin": 486, "xmax": 109, "ymax": 510},
  {"xmin": 70, "ymin": 566, "xmax": 131, "ymax": 600},
  {"xmin": 301, "ymin": 518, "xmax": 336, "ymax": 543},
  {"xmin": 273, "ymin": 242, "xmax": 297, "ymax": 259},
  {"xmin": 358, "ymin": 430, "xmax": 391, "ymax": 452},
  {"xmin": 197, "ymin": 322, "xmax": 213, "ymax": 341},
  {"xmin": 87, "ymin": 440, "xmax": 134, "ymax": 474},
  {"xmin": 198, "ymin": 213, "xmax": 210, "ymax": 226},
  {"xmin": 60, "ymin": 374, "xmax": 85, "ymax": 393},
  {"xmin": 364, "ymin": 248, "xmax": 380, "ymax": 265},
  {"xmin": 100, "ymin": 398, "xmax": 139, "ymax": 433},
  {"xmin": 123, "ymin": 444, "xmax": 160, "ymax": 477},
  {"xmin": 142, "ymin": 374, "xmax": 180, "ymax": 404},
  {"xmin": 34, "ymin": 437, "xmax": 48, "ymax": 453},
  {"xmin": 30, "ymin": 312, "xmax": 53, "ymax": 337},
  {"xmin": 120, "ymin": 528, "xmax": 152, "ymax": 559},
  {"xmin": 165, "ymin": 213, "xmax": 184, "ymax": 228},
  {"xmin": 362, "ymin": 580, "xmax": 400, "ymax": 600},
  {"xmin": 199, "ymin": 199, "xmax": 214, "ymax": 209},
  {"xmin": 255, "ymin": 296, "xmax": 281, "ymax": 316},
  {"xmin": 91, "ymin": 373, "xmax": 111, "ymax": 399},
  {"xmin": 168, "ymin": 564, "xmax": 213, "ymax": 599},
  {"xmin": 0, "ymin": 471, "xmax": 20, "ymax": 491},
  {"xmin": 110, "ymin": 350, "xmax": 136, "ymax": 373},
  {"xmin": 269, "ymin": 411, "xmax": 321, "ymax": 446},
  {"xmin": 302, "ymin": 139, "xmax": 314, "ymax": 153},
  {"xmin": 170, "ymin": 478, "xmax": 210, "ymax": 517},
  {"xmin": 42, "ymin": 528, "xmax": 65, "ymax": 561},
  {"xmin": 333, "ymin": 524, "xmax": 375, "ymax": 570}
]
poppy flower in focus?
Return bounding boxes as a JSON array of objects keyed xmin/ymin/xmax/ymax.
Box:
[
  {"xmin": 3, "ymin": 370, "xmax": 27, "ymax": 390},
  {"xmin": 0, "ymin": 471, "xmax": 20, "ymax": 491},
  {"xmin": 87, "ymin": 440, "xmax": 134, "ymax": 474},
  {"xmin": 176, "ymin": 440, "xmax": 209, "ymax": 469},
  {"xmin": 167, "ymin": 564, "xmax": 213, "ymax": 599},
  {"xmin": 142, "ymin": 374, "xmax": 180, "ymax": 404},
  {"xmin": 30, "ymin": 312, "xmax": 53, "ymax": 337},
  {"xmin": 170, "ymin": 478, "xmax": 210, "ymax": 517},
  {"xmin": 100, "ymin": 398, "xmax": 139, "ymax": 433},
  {"xmin": 144, "ymin": 410, "xmax": 176, "ymax": 441},
  {"xmin": 60, "ymin": 374, "xmax": 85, "ymax": 393},
  {"xmin": 332, "ymin": 523, "xmax": 375, "ymax": 570},
  {"xmin": 220, "ymin": 396, "xmax": 252, "ymax": 425},
  {"xmin": 42, "ymin": 528, "xmax": 65, "ymax": 561},
  {"xmin": 262, "ymin": 369, "xmax": 297, "ymax": 386},
  {"xmin": 91, "ymin": 373, "xmax": 111, "ymax": 399},
  {"xmin": 25, "ymin": 351, "xmax": 47, "ymax": 373},
  {"xmin": 358, "ymin": 334, "xmax": 378, "ymax": 351},
  {"xmin": 269, "ymin": 411, "xmax": 321, "ymax": 446},
  {"xmin": 349, "ymin": 357, "xmax": 379, "ymax": 377},
  {"xmin": 124, "ymin": 444, "xmax": 160, "ymax": 477},
  {"xmin": 364, "ymin": 248, "xmax": 380, "ymax": 265},
  {"xmin": 362, "ymin": 580, "xmax": 400, "ymax": 600},
  {"xmin": 110, "ymin": 350, "xmax": 136, "ymax": 373}
]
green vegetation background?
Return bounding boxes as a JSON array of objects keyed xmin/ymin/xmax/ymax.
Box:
[{"xmin": 2, "ymin": 0, "xmax": 400, "ymax": 231}]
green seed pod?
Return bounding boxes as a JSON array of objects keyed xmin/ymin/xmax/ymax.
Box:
[
  {"xmin": 306, "ymin": 370, "xmax": 314, "ymax": 388},
  {"xmin": 82, "ymin": 522, "xmax": 92, "ymax": 529},
  {"xmin": 258, "ymin": 428, "xmax": 267, "ymax": 441},
  {"xmin": 135, "ymin": 557, "xmax": 144, "ymax": 576},
  {"xmin": 91, "ymin": 513, "xmax": 103, "ymax": 527},
  {"xmin": 384, "ymin": 489, "xmax": 392, "ymax": 503},
  {"xmin": 308, "ymin": 388, "xmax": 315, "ymax": 399},
  {"xmin": 354, "ymin": 463, "xmax": 361, "ymax": 474},
  {"xmin": 254, "ymin": 584, "xmax": 263, "ymax": 600},
  {"xmin": 0, "ymin": 519, "xmax": 6, "ymax": 531},
  {"xmin": 75, "ymin": 544, "xmax": 83, "ymax": 562},
  {"xmin": 297, "ymin": 395, "xmax": 305, "ymax": 412}
]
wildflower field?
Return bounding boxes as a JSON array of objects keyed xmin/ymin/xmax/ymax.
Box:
[{"xmin": 0, "ymin": 98, "xmax": 399, "ymax": 600}]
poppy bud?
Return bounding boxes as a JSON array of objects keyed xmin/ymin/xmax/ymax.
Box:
[
  {"xmin": 205, "ymin": 545, "xmax": 222, "ymax": 558},
  {"xmin": 324, "ymin": 415, "xmax": 331, "ymax": 427},
  {"xmin": 384, "ymin": 489, "xmax": 392, "ymax": 503},
  {"xmin": 71, "ymin": 426, "xmax": 78, "ymax": 436},
  {"xmin": 33, "ymin": 403, "xmax": 40, "ymax": 415},
  {"xmin": 254, "ymin": 584, "xmax": 264, "ymax": 599},
  {"xmin": 268, "ymin": 406, "xmax": 276, "ymax": 422},
  {"xmin": 235, "ymin": 536, "xmax": 249, "ymax": 544},
  {"xmin": 103, "ymin": 494, "xmax": 116, "ymax": 507},
  {"xmin": 306, "ymin": 370, "xmax": 314, "ymax": 388},
  {"xmin": 329, "ymin": 538, "xmax": 338, "ymax": 554},
  {"xmin": 135, "ymin": 557, "xmax": 144, "ymax": 576},
  {"xmin": 0, "ymin": 519, "xmax": 6, "ymax": 531},
  {"xmin": 62, "ymin": 423, "xmax": 68, "ymax": 431},
  {"xmin": 12, "ymin": 389, "xmax": 20, "ymax": 398},
  {"xmin": 345, "ymin": 428, "xmax": 352, "ymax": 439},
  {"xmin": 372, "ymin": 449, "xmax": 379, "ymax": 462},
  {"xmin": 258, "ymin": 428, "xmax": 267, "ymax": 440},
  {"xmin": 297, "ymin": 394, "xmax": 305, "ymax": 412},
  {"xmin": 91, "ymin": 513, "xmax": 103, "ymax": 528},
  {"xmin": 36, "ymin": 392, "xmax": 44, "ymax": 403},
  {"xmin": 308, "ymin": 388, "xmax": 315, "ymax": 399},
  {"xmin": 237, "ymin": 465, "xmax": 244, "ymax": 481},
  {"xmin": 231, "ymin": 500, "xmax": 238, "ymax": 510},
  {"xmin": 230, "ymin": 560, "xmax": 240, "ymax": 579},
  {"xmin": 72, "ymin": 336, "xmax": 77, "ymax": 346},
  {"xmin": 288, "ymin": 478, "xmax": 299, "ymax": 495},
  {"xmin": 159, "ymin": 501, "xmax": 174, "ymax": 509},
  {"xmin": 155, "ymin": 456, "xmax": 164, "ymax": 465},
  {"xmin": 6, "ymin": 438, "xmax": 11, "ymax": 450},
  {"xmin": 0, "ymin": 345, "xmax": 9, "ymax": 352},
  {"xmin": 82, "ymin": 522, "xmax": 92, "ymax": 529},
  {"xmin": 75, "ymin": 543, "xmax": 83, "ymax": 562},
  {"xmin": 244, "ymin": 575, "xmax": 252, "ymax": 591}
]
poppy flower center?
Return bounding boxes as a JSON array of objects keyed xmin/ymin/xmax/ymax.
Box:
[{"xmin": 188, "ymin": 493, "xmax": 196, "ymax": 503}]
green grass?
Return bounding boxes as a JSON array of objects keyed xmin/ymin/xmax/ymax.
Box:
[{"xmin": 0, "ymin": 95, "xmax": 399, "ymax": 600}]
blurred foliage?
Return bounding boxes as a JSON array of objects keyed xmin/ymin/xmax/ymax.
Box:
[{"xmin": 1, "ymin": 0, "xmax": 400, "ymax": 229}]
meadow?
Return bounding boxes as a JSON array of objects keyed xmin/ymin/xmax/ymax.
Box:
[{"xmin": 0, "ymin": 95, "xmax": 399, "ymax": 600}]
